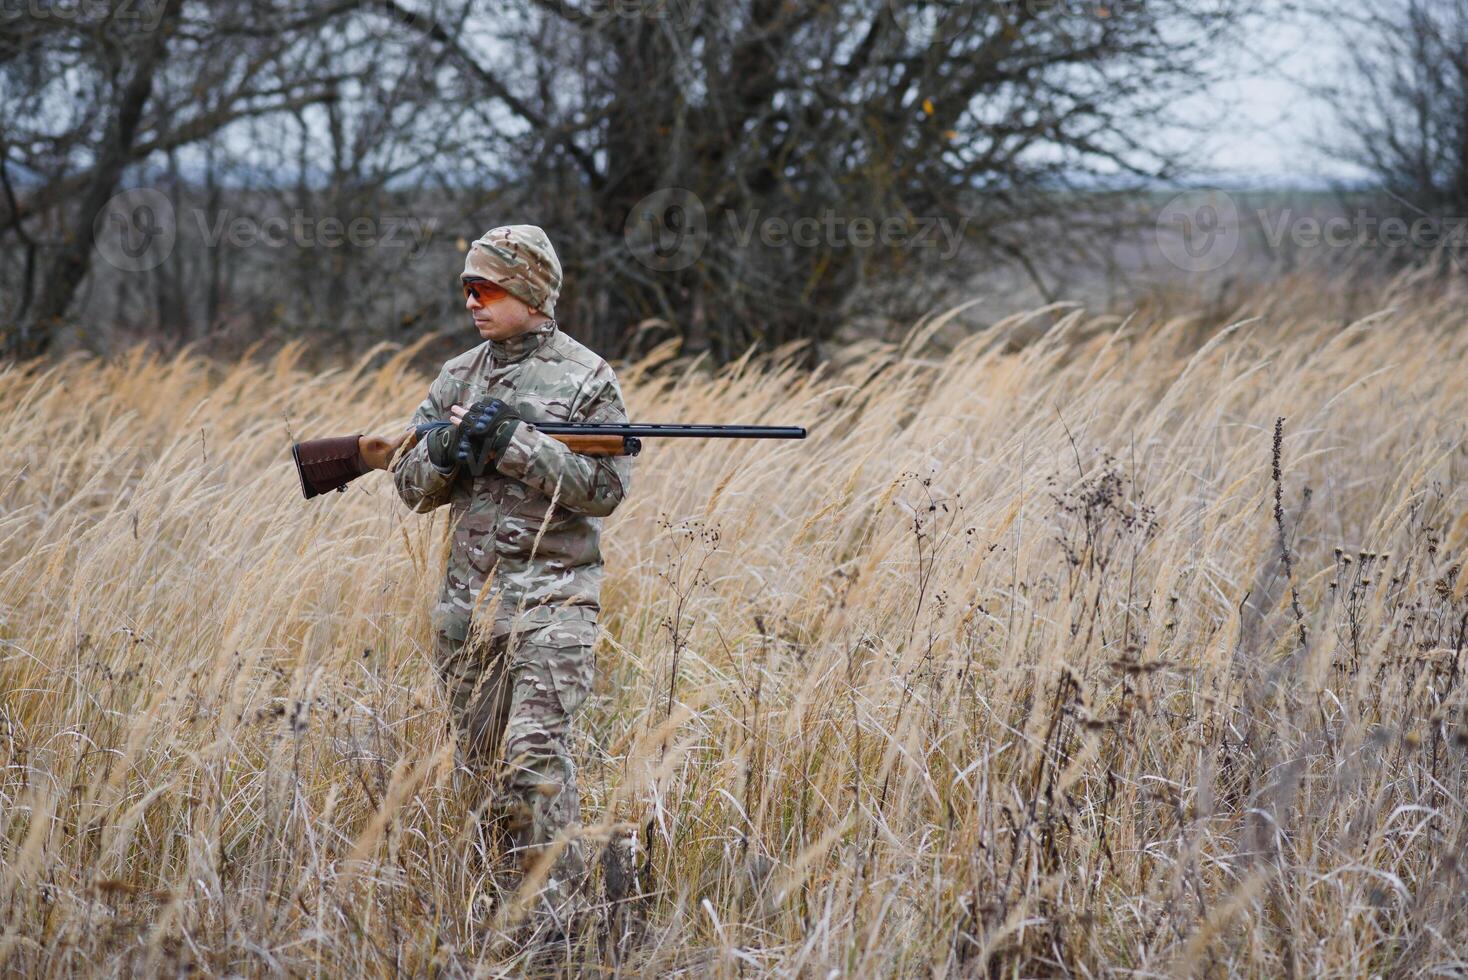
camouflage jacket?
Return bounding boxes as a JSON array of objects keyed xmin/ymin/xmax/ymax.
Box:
[{"xmin": 392, "ymin": 321, "xmax": 633, "ymax": 644}]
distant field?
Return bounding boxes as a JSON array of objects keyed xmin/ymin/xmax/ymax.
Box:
[
  {"xmin": 956, "ymin": 188, "xmax": 1419, "ymax": 324},
  {"xmin": 2, "ymin": 263, "xmax": 1466, "ymax": 975}
]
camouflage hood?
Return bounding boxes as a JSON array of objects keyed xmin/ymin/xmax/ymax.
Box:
[{"xmin": 462, "ymin": 224, "xmax": 563, "ymax": 318}]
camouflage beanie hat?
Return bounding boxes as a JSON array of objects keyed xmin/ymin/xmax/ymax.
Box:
[{"xmin": 461, "ymin": 224, "xmax": 563, "ymax": 317}]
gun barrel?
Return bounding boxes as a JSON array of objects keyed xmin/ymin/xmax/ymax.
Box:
[
  {"xmin": 542, "ymin": 423, "xmax": 806, "ymax": 439},
  {"xmin": 415, "ymin": 421, "xmax": 805, "ymax": 439}
]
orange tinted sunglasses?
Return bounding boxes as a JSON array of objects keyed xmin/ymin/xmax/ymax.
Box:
[{"xmin": 462, "ymin": 279, "xmax": 510, "ymax": 304}]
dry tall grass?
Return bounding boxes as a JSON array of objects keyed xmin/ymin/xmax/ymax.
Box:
[{"xmin": 3, "ymin": 264, "xmax": 1468, "ymax": 976}]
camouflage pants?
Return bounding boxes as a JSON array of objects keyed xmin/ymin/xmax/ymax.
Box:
[{"xmin": 434, "ymin": 607, "xmax": 598, "ymax": 921}]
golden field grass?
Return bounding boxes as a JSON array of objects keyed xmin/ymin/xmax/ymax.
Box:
[{"xmin": 3, "ymin": 263, "xmax": 1468, "ymax": 977}]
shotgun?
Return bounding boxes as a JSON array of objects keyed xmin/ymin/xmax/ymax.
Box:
[{"xmin": 292, "ymin": 419, "xmax": 806, "ymax": 500}]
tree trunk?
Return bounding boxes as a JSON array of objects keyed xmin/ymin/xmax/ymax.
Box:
[{"xmin": 11, "ymin": 0, "xmax": 184, "ymax": 360}]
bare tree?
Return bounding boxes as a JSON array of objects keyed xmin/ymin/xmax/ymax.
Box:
[
  {"xmin": 1, "ymin": 0, "xmax": 429, "ymax": 357},
  {"xmin": 379, "ymin": 0, "xmax": 1259, "ymax": 361},
  {"xmin": 1314, "ymin": 0, "xmax": 1468, "ymax": 250},
  {"xmin": 2, "ymin": 0, "xmax": 1261, "ymax": 364}
]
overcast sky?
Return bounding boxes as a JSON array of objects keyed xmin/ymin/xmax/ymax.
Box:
[{"xmin": 1171, "ymin": 10, "xmax": 1366, "ymax": 188}]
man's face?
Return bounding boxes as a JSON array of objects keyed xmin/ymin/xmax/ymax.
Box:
[{"xmin": 463, "ymin": 278, "xmax": 542, "ymax": 341}]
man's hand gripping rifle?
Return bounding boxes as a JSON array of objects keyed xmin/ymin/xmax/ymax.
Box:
[{"xmin": 290, "ymin": 398, "xmax": 806, "ymax": 499}]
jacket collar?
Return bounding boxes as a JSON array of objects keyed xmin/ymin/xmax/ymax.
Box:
[{"xmin": 488, "ymin": 319, "xmax": 557, "ymax": 365}]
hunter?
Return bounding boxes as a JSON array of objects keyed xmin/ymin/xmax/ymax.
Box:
[{"xmin": 390, "ymin": 224, "xmax": 633, "ymax": 940}]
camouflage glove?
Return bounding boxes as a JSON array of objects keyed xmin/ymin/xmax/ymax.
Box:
[
  {"xmin": 458, "ymin": 398, "xmax": 525, "ymax": 477},
  {"xmin": 424, "ymin": 422, "xmax": 460, "ymax": 473}
]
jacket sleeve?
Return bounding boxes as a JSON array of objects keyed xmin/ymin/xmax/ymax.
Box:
[
  {"xmin": 391, "ymin": 367, "xmax": 459, "ymax": 513},
  {"xmin": 493, "ymin": 369, "xmax": 634, "ymax": 518}
]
